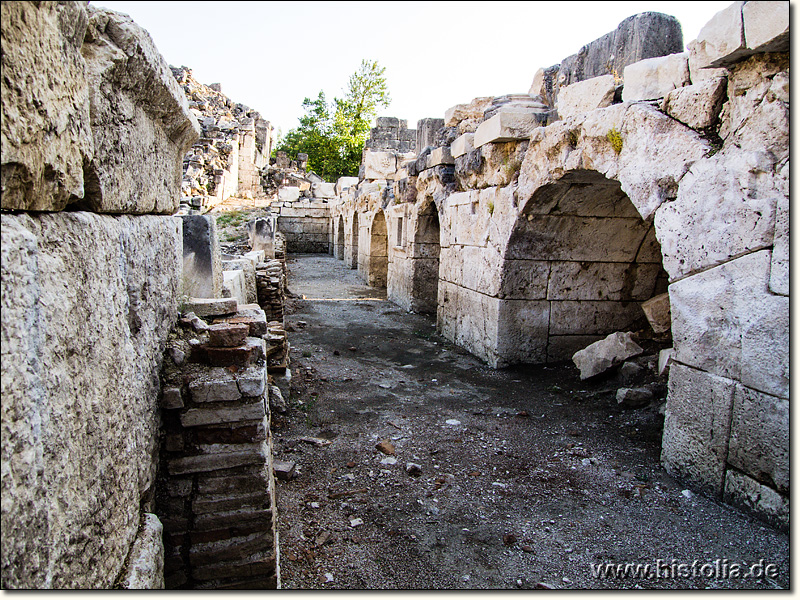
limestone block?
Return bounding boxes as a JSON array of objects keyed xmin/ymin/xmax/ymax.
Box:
[
  {"xmin": 661, "ymin": 363, "xmax": 735, "ymax": 495},
  {"xmin": 278, "ymin": 187, "xmax": 300, "ymax": 202},
  {"xmin": 312, "ymin": 182, "xmax": 336, "ymax": 198},
  {"xmin": 728, "ymin": 384, "xmax": 788, "ymax": 493},
  {"xmin": 622, "ymin": 53, "xmax": 690, "ymax": 102},
  {"xmin": 723, "ymin": 470, "xmax": 788, "ymax": 529},
  {"xmin": 416, "ymin": 118, "xmax": 444, "ymax": 151},
  {"xmin": 495, "ymin": 299, "xmax": 550, "ymax": 365},
  {"xmin": 222, "ymin": 270, "xmax": 247, "ymax": 306},
  {"xmin": 81, "ymin": 6, "xmax": 200, "ymax": 214},
  {"xmin": 687, "ymin": 39, "xmax": 728, "ymax": 83},
  {"xmin": 450, "ymin": 133, "xmax": 475, "ymax": 159},
  {"xmin": 551, "ymin": 301, "xmax": 643, "ymax": 336},
  {"xmin": 427, "ymin": 147, "xmax": 454, "ymax": 168},
  {"xmin": 742, "ymin": 1, "xmax": 789, "ymax": 52},
  {"xmin": 507, "ymin": 214, "xmax": 651, "ymax": 263},
  {"xmin": 363, "ymin": 151, "xmax": 398, "ymax": 180},
  {"xmin": 453, "ymin": 287, "xmax": 502, "ymax": 366},
  {"xmin": 180, "ymin": 401, "xmax": 265, "ymax": 428},
  {"xmin": 189, "ymin": 371, "xmax": 241, "ymax": 403},
  {"xmin": 1, "ymin": 212, "xmax": 181, "ymax": 588},
  {"xmin": 556, "ymin": 12, "xmax": 683, "ymax": 90},
  {"xmin": 655, "ymin": 154, "xmax": 779, "ymax": 280},
  {"xmin": 640, "ymin": 292, "xmax": 671, "ymax": 334},
  {"xmin": 571, "ymin": 331, "xmax": 643, "ymax": 379},
  {"xmin": 499, "ymin": 260, "xmax": 550, "ymax": 300},
  {"xmin": 120, "ymin": 513, "xmax": 164, "ymax": 589},
  {"xmin": 444, "ymin": 97, "xmax": 493, "ymax": 127},
  {"xmin": 769, "ymin": 195, "xmax": 788, "ymax": 295},
  {"xmin": 168, "ymin": 444, "xmax": 267, "ymax": 476},
  {"xmin": 1, "ymin": 1, "xmax": 94, "ymax": 212},
  {"xmin": 661, "ymin": 76, "xmax": 727, "ymax": 130},
  {"xmin": 669, "ymin": 250, "xmax": 788, "ymax": 399},
  {"xmin": 556, "ymin": 75, "xmax": 616, "ymax": 119},
  {"xmin": 335, "ymin": 176, "xmax": 359, "ymax": 195},
  {"xmin": 182, "ymin": 297, "xmax": 238, "ymax": 318},
  {"xmin": 658, "ymin": 348, "xmax": 675, "ymax": 375},
  {"xmin": 221, "ymin": 259, "xmax": 257, "ymax": 305},
  {"xmin": 474, "ymin": 112, "xmax": 540, "ymax": 148},
  {"xmin": 547, "ymin": 262, "xmax": 661, "ymax": 302},
  {"xmin": 181, "ymin": 215, "xmax": 222, "ymax": 298},
  {"xmin": 247, "ymin": 218, "xmax": 275, "ymax": 258},
  {"xmin": 693, "ymin": 2, "xmax": 748, "ymax": 68}
]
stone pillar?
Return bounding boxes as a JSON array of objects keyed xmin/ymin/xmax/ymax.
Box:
[{"xmin": 181, "ymin": 215, "xmax": 223, "ymax": 298}]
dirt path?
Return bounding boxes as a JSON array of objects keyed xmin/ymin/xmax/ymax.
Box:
[{"xmin": 272, "ymin": 254, "xmax": 788, "ymax": 590}]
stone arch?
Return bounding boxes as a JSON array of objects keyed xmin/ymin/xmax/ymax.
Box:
[
  {"xmin": 335, "ymin": 215, "xmax": 345, "ymax": 260},
  {"xmin": 496, "ymin": 168, "xmax": 667, "ymax": 366},
  {"xmin": 367, "ymin": 210, "xmax": 388, "ymax": 288},
  {"xmin": 410, "ymin": 198, "xmax": 441, "ymax": 314}
]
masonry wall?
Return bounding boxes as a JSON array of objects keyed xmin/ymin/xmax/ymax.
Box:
[
  {"xmin": 330, "ymin": 2, "xmax": 789, "ymax": 528},
  {"xmin": 1, "ymin": 2, "xmax": 199, "ymax": 588}
]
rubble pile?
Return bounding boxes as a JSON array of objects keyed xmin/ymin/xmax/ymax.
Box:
[{"xmin": 172, "ymin": 67, "xmax": 273, "ymax": 213}]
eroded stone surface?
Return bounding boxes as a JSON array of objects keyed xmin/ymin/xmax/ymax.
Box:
[
  {"xmin": 622, "ymin": 52, "xmax": 690, "ymax": 101},
  {"xmin": 572, "ymin": 332, "xmax": 643, "ymax": 380}
]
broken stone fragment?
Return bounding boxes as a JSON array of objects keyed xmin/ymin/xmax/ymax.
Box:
[
  {"xmin": 616, "ymin": 387, "xmax": 654, "ymax": 408},
  {"xmin": 273, "ymin": 460, "xmax": 296, "ymax": 481},
  {"xmin": 208, "ymin": 323, "xmax": 250, "ymax": 348},
  {"xmin": 205, "ymin": 337, "xmax": 265, "ymax": 368},
  {"xmin": 572, "ymin": 332, "xmax": 644, "ymax": 380},
  {"xmin": 375, "ymin": 440, "xmax": 395, "ymax": 455},
  {"xmin": 641, "ymin": 293, "xmax": 671, "ymax": 334},
  {"xmin": 268, "ymin": 385, "xmax": 287, "ymax": 413},
  {"xmin": 161, "ymin": 387, "xmax": 184, "ymax": 410},
  {"xmin": 405, "ymin": 463, "xmax": 422, "ymax": 477}
]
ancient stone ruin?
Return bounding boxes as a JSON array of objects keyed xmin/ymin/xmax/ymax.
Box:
[{"xmin": 1, "ymin": 0, "xmax": 788, "ymax": 590}]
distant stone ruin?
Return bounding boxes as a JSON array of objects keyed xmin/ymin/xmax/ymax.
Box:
[{"xmin": 0, "ymin": 0, "xmax": 789, "ymax": 590}]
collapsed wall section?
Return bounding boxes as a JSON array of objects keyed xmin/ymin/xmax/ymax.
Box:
[{"xmin": 1, "ymin": 1, "xmax": 199, "ymax": 588}]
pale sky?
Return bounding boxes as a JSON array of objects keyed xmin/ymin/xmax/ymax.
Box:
[{"xmin": 94, "ymin": 1, "xmax": 735, "ymax": 138}]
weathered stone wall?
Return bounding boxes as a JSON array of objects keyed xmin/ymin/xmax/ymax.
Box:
[
  {"xmin": 1, "ymin": 2, "xmax": 199, "ymax": 588},
  {"xmin": 330, "ymin": 2, "xmax": 789, "ymax": 527}
]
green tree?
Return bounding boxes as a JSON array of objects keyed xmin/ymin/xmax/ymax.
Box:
[{"xmin": 274, "ymin": 60, "xmax": 391, "ymax": 181}]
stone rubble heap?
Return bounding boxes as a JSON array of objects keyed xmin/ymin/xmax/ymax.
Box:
[
  {"xmin": 173, "ymin": 66, "xmax": 274, "ymax": 213},
  {"xmin": 158, "ymin": 300, "xmax": 281, "ymax": 589}
]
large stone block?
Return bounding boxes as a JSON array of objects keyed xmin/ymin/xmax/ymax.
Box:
[
  {"xmin": 1, "ymin": 1, "xmax": 94, "ymax": 212},
  {"xmin": 444, "ymin": 97, "xmax": 493, "ymax": 127},
  {"xmin": 727, "ymin": 385, "xmax": 788, "ymax": 493},
  {"xmin": 622, "ymin": 52, "xmax": 690, "ymax": 102},
  {"xmin": 661, "ymin": 76, "xmax": 727, "ymax": 130},
  {"xmin": 416, "ymin": 118, "xmax": 444, "ymax": 152},
  {"xmin": 495, "ymin": 300, "xmax": 549, "ymax": 365},
  {"xmin": 247, "ymin": 218, "xmax": 275, "ymax": 258},
  {"xmin": 669, "ymin": 250, "xmax": 788, "ymax": 399},
  {"xmin": 661, "ymin": 364, "xmax": 735, "ymax": 496},
  {"xmin": 547, "ymin": 261, "xmax": 661, "ymax": 302},
  {"xmin": 362, "ymin": 150, "xmax": 399, "ymax": 180},
  {"xmin": 550, "ymin": 300, "xmax": 643, "ymax": 336},
  {"xmin": 555, "ymin": 12, "xmax": 683, "ymax": 89},
  {"xmin": 450, "ymin": 133, "xmax": 475, "ymax": 159},
  {"xmin": 181, "ymin": 215, "xmax": 222, "ymax": 299},
  {"xmin": 723, "ymin": 470, "xmax": 788, "ymax": 530},
  {"xmin": 499, "ymin": 260, "xmax": 550, "ymax": 300},
  {"xmin": 311, "ymin": 182, "xmax": 336, "ymax": 198},
  {"xmin": 655, "ymin": 153, "xmax": 779, "ymax": 280},
  {"xmin": 120, "ymin": 513, "xmax": 165, "ymax": 589},
  {"xmin": 1, "ymin": 212, "xmax": 181, "ymax": 588},
  {"xmin": 473, "ymin": 112, "xmax": 541, "ymax": 148},
  {"xmin": 742, "ymin": 1, "xmax": 789, "ymax": 52},
  {"xmin": 556, "ymin": 75, "xmax": 617, "ymax": 119},
  {"xmin": 80, "ymin": 6, "xmax": 200, "ymax": 214}
]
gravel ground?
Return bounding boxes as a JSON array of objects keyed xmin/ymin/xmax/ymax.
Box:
[{"xmin": 270, "ymin": 254, "xmax": 788, "ymax": 590}]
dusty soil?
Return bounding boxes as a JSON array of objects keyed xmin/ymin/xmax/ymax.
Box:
[{"xmin": 269, "ymin": 253, "xmax": 789, "ymax": 590}]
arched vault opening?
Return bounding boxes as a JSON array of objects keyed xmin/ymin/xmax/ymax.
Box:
[
  {"xmin": 410, "ymin": 199, "xmax": 441, "ymax": 314},
  {"xmin": 335, "ymin": 215, "xmax": 345, "ymax": 260},
  {"xmin": 497, "ymin": 169, "xmax": 668, "ymax": 365},
  {"xmin": 368, "ymin": 210, "xmax": 388, "ymax": 288}
]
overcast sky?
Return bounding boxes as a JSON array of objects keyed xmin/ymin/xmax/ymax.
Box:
[{"xmin": 94, "ymin": 1, "xmax": 734, "ymax": 137}]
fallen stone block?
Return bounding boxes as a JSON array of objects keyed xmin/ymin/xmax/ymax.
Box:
[
  {"xmin": 661, "ymin": 76, "xmax": 727, "ymax": 130},
  {"xmin": 161, "ymin": 387, "xmax": 184, "ymax": 410},
  {"xmin": 268, "ymin": 385, "xmax": 287, "ymax": 413},
  {"xmin": 616, "ymin": 387, "xmax": 654, "ymax": 408},
  {"xmin": 444, "ymin": 97, "xmax": 494, "ymax": 127},
  {"xmin": 641, "ymin": 293, "xmax": 671, "ymax": 334},
  {"xmin": 572, "ymin": 332, "xmax": 644, "ymax": 380},
  {"xmin": 273, "ymin": 460, "xmax": 296, "ymax": 481}
]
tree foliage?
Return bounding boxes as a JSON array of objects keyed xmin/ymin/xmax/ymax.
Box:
[{"xmin": 274, "ymin": 60, "xmax": 391, "ymax": 182}]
